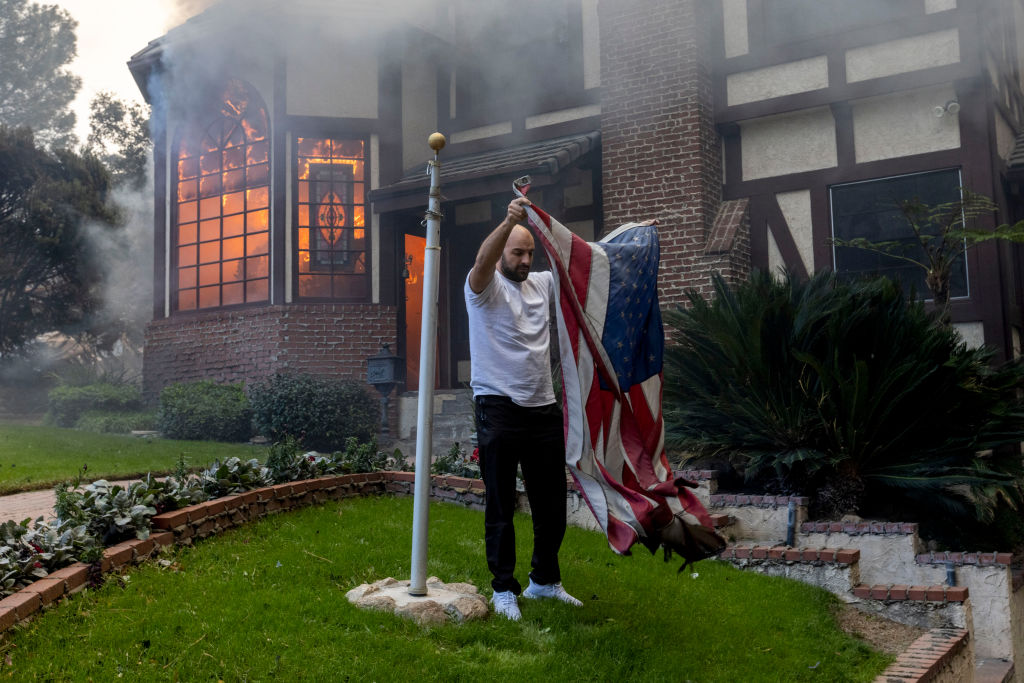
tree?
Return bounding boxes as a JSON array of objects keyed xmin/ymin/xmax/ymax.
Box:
[
  {"xmin": 0, "ymin": 126, "xmax": 119, "ymax": 356},
  {"xmin": 85, "ymin": 92, "xmax": 151, "ymax": 191},
  {"xmin": 0, "ymin": 0, "xmax": 81, "ymax": 149},
  {"xmin": 831, "ymin": 189, "xmax": 1024, "ymax": 327}
]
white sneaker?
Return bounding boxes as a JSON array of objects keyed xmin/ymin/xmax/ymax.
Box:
[
  {"xmin": 491, "ymin": 590, "xmax": 522, "ymax": 621},
  {"xmin": 522, "ymin": 580, "xmax": 583, "ymax": 607}
]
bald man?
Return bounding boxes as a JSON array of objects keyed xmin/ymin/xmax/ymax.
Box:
[{"xmin": 465, "ymin": 196, "xmax": 581, "ymax": 621}]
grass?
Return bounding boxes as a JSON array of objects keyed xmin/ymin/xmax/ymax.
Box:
[
  {"xmin": 0, "ymin": 497, "xmax": 891, "ymax": 681},
  {"xmin": 0, "ymin": 425, "xmax": 259, "ymax": 495}
]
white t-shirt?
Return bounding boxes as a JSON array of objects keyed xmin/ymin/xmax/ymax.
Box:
[{"xmin": 464, "ymin": 269, "xmax": 556, "ymax": 407}]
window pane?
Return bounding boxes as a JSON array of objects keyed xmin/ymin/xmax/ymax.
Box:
[
  {"xmin": 179, "ymin": 201, "xmax": 198, "ymax": 224},
  {"xmin": 222, "ymin": 191, "xmax": 244, "ymax": 215},
  {"xmin": 246, "ymin": 278, "xmax": 269, "ymax": 302},
  {"xmin": 222, "ymin": 282, "xmax": 244, "ymax": 306},
  {"xmin": 223, "ymin": 214, "xmax": 244, "ymax": 237},
  {"xmin": 247, "ymin": 209, "xmax": 269, "ymax": 232},
  {"xmin": 178, "ymin": 246, "xmax": 197, "ymax": 267},
  {"xmin": 199, "ymin": 263, "xmax": 220, "ymax": 286},
  {"xmin": 246, "ymin": 232, "xmax": 269, "ymax": 257},
  {"xmin": 223, "ymin": 236, "xmax": 244, "ymax": 260},
  {"xmin": 299, "ymin": 273, "xmax": 331, "ymax": 297},
  {"xmin": 179, "ymin": 223, "xmax": 197, "ymax": 245},
  {"xmin": 200, "ymin": 197, "xmax": 220, "ymax": 220},
  {"xmin": 177, "ymin": 181, "xmax": 197, "ymax": 203},
  {"xmin": 178, "ymin": 290, "xmax": 197, "ymax": 311},
  {"xmin": 199, "ymin": 219, "xmax": 220, "ymax": 243},
  {"xmin": 247, "ymin": 187, "xmax": 269, "ymax": 209},
  {"xmin": 198, "ymin": 286, "xmax": 219, "ymax": 308},
  {"xmin": 831, "ymin": 169, "xmax": 967, "ymax": 299},
  {"xmin": 199, "ymin": 242, "xmax": 220, "ymax": 264},
  {"xmin": 247, "ymin": 255, "xmax": 268, "ymax": 278},
  {"xmin": 178, "ymin": 267, "xmax": 197, "ymax": 289}
]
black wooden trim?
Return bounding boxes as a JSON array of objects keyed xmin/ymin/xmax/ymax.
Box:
[
  {"xmin": 748, "ymin": 194, "xmax": 770, "ymax": 270},
  {"xmin": 152, "ymin": 108, "xmax": 168, "ymax": 320},
  {"xmin": 273, "ymin": 56, "xmax": 287, "ymax": 305},
  {"xmin": 810, "ymin": 185, "xmax": 832, "ymax": 272},
  {"xmin": 723, "ymin": 149, "xmax": 964, "ymax": 199},
  {"xmin": 718, "ymin": 62, "xmax": 973, "ymax": 124},
  {"xmin": 722, "ymin": 8, "xmax": 961, "ymax": 73},
  {"xmin": 831, "ymin": 101, "xmax": 854, "ymax": 169}
]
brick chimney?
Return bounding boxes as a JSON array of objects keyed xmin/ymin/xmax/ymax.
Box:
[{"xmin": 599, "ymin": 0, "xmax": 748, "ymax": 306}]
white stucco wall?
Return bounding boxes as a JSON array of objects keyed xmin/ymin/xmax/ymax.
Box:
[
  {"xmin": 767, "ymin": 229, "xmax": 785, "ymax": 278},
  {"xmin": 582, "ymin": 0, "xmax": 601, "ymax": 88},
  {"xmin": 525, "ymin": 104, "xmax": 601, "ymax": 130},
  {"xmin": 852, "ymin": 84, "xmax": 961, "ymax": 164},
  {"xmin": 402, "ymin": 58, "xmax": 438, "ymax": 172},
  {"xmin": 846, "ymin": 29, "xmax": 960, "ymax": 83},
  {"xmin": 924, "ymin": 0, "xmax": 957, "ymax": 13},
  {"xmin": 954, "ymin": 322, "xmax": 986, "ymax": 349},
  {"xmin": 451, "ymin": 122, "xmax": 512, "ymax": 144},
  {"xmin": 776, "ymin": 190, "xmax": 815, "ymax": 273},
  {"xmin": 740, "ymin": 108, "xmax": 837, "ymax": 180},
  {"xmin": 722, "ymin": 0, "xmax": 749, "ymax": 58},
  {"xmin": 287, "ymin": 48, "xmax": 379, "ymax": 118},
  {"xmin": 727, "ymin": 56, "xmax": 829, "ymax": 106}
]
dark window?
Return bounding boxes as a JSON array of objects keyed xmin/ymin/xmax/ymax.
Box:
[
  {"xmin": 173, "ymin": 79, "xmax": 270, "ymax": 312},
  {"xmin": 295, "ymin": 137, "xmax": 369, "ymax": 300},
  {"xmin": 763, "ymin": 0, "xmax": 913, "ymax": 46},
  {"xmin": 830, "ymin": 169, "xmax": 968, "ymax": 300}
]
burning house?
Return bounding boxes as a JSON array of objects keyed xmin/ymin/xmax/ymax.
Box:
[{"xmin": 130, "ymin": 0, "xmax": 1024, "ymax": 439}]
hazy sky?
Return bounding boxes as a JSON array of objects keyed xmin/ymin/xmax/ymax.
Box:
[{"xmin": 55, "ymin": 1, "xmax": 180, "ymax": 142}]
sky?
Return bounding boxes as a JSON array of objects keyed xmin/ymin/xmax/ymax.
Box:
[{"xmin": 55, "ymin": 1, "xmax": 182, "ymax": 143}]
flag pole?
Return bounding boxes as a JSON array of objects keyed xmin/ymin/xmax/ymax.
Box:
[{"xmin": 409, "ymin": 132, "xmax": 446, "ymax": 596}]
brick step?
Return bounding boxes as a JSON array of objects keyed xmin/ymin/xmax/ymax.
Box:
[
  {"xmin": 852, "ymin": 584, "xmax": 968, "ymax": 603},
  {"xmin": 873, "ymin": 629, "xmax": 970, "ymax": 683},
  {"xmin": 720, "ymin": 544, "xmax": 859, "ymax": 563}
]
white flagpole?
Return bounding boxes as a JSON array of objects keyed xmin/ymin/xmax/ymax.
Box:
[{"xmin": 409, "ymin": 133, "xmax": 446, "ymax": 596}]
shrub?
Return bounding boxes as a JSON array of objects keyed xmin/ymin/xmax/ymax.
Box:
[
  {"xmin": 664, "ymin": 270, "xmax": 1024, "ymax": 529},
  {"xmin": 249, "ymin": 374, "xmax": 380, "ymax": 452},
  {"xmin": 431, "ymin": 442, "xmax": 479, "ymax": 478},
  {"xmin": 157, "ymin": 381, "xmax": 252, "ymax": 442},
  {"xmin": 74, "ymin": 410, "xmax": 156, "ymax": 433},
  {"xmin": 46, "ymin": 383, "xmax": 142, "ymax": 428}
]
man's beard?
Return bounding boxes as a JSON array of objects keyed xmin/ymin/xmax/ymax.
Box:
[{"xmin": 500, "ymin": 257, "xmax": 529, "ymax": 282}]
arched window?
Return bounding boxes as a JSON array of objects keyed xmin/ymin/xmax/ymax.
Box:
[{"xmin": 173, "ymin": 79, "xmax": 270, "ymax": 311}]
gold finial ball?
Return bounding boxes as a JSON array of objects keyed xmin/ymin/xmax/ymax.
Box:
[{"xmin": 428, "ymin": 132, "xmax": 446, "ymax": 152}]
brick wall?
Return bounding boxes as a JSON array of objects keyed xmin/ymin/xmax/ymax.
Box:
[
  {"xmin": 143, "ymin": 304, "xmax": 399, "ymax": 428},
  {"xmin": 599, "ymin": 0, "xmax": 748, "ymax": 306}
]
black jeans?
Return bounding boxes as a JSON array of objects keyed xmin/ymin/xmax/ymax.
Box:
[{"xmin": 475, "ymin": 395, "xmax": 567, "ymax": 595}]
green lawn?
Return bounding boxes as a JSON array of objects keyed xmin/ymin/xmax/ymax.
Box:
[
  {"xmin": 1, "ymin": 497, "xmax": 891, "ymax": 681},
  {"xmin": 0, "ymin": 425, "xmax": 260, "ymax": 495}
]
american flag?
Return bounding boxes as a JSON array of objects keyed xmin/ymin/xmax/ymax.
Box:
[{"xmin": 517, "ymin": 186, "xmax": 714, "ymax": 555}]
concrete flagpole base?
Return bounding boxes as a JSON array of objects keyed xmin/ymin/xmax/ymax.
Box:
[{"xmin": 346, "ymin": 577, "xmax": 489, "ymax": 625}]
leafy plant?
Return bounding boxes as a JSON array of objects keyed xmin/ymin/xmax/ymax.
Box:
[
  {"xmin": 157, "ymin": 380, "xmax": 252, "ymax": 442},
  {"xmin": 264, "ymin": 437, "xmax": 326, "ymax": 482},
  {"xmin": 0, "ymin": 517, "xmax": 97, "ymax": 596},
  {"xmin": 197, "ymin": 457, "xmax": 272, "ymax": 498},
  {"xmin": 249, "ymin": 373, "xmax": 379, "ymax": 452},
  {"xmin": 332, "ymin": 437, "xmax": 401, "ymax": 474},
  {"xmin": 53, "ymin": 478, "xmax": 159, "ymax": 544},
  {"xmin": 431, "ymin": 442, "xmax": 480, "ymax": 478},
  {"xmin": 664, "ymin": 270, "xmax": 1024, "ymax": 526}
]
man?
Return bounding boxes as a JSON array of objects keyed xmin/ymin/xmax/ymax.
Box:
[{"xmin": 465, "ymin": 196, "xmax": 582, "ymax": 621}]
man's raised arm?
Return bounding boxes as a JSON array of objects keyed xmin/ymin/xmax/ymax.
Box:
[{"xmin": 467, "ymin": 197, "xmax": 531, "ymax": 293}]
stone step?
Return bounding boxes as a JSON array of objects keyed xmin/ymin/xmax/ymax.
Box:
[{"xmin": 976, "ymin": 658, "xmax": 1015, "ymax": 683}]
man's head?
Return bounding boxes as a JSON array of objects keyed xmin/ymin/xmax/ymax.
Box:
[{"xmin": 499, "ymin": 224, "xmax": 534, "ymax": 282}]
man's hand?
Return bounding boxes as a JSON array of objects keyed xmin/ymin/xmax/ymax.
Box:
[
  {"xmin": 468, "ymin": 197, "xmax": 533, "ymax": 294},
  {"xmin": 507, "ymin": 197, "xmax": 531, "ymax": 225}
]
